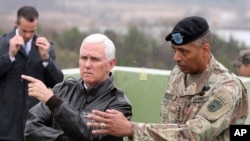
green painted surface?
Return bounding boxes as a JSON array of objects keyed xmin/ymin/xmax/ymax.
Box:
[{"xmin": 113, "ymin": 70, "xmax": 168, "ymax": 123}]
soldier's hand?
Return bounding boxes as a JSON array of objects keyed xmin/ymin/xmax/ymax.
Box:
[{"xmin": 87, "ymin": 109, "xmax": 133, "ymax": 137}]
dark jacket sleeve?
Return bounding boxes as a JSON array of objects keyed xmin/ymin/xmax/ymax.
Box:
[
  {"xmin": 43, "ymin": 43, "xmax": 64, "ymax": 88},
  {"xmin": 105, "ymin": 88, "xmax": 133, "ymax": 120},
  {"xmin": 0, "ymin": 53, "xmax": 14, "ymax": 76},
  {"xmin": 0, "ymin": 34, "xmax": 15, "ymax": 77},
  {"xmin": 24, "ymin": 102, "xmax": 65, "ymax": 141}
]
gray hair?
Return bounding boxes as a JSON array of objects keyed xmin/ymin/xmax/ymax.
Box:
[
  {"xmin": 80, "ymin": 33, "xmax": 115, "ymax": 60},
  {"xmin": 192, "ymin": 30, "xmax": 212, "ymax": 48}
]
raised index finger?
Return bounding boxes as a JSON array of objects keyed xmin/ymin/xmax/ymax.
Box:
[{"xmin": 21, "ymin": 75, "xmax": 37, "ymax": 83}]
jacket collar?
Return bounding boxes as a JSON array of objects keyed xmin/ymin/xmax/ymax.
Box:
[{"xmin": 79, "ymin": 72, "xmax": 115, "ymax": 102}]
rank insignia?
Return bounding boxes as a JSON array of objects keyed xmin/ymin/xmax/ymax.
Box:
[{"xmin": 171, "ymin": 32, "xmax": 183, "ymax": 44}]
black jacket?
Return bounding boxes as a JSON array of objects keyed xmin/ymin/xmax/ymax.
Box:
[
  {"xmin": 25, "ymin": 75, "xmax": 132, "ymax": 141},
  {"xmin": 0, "ymin": 29, "xmax": 63, "ymax": 141}
]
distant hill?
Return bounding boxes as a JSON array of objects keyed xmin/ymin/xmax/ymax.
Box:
[{"xmin": 1, "ymin": 0, "xmax": 250, "ymax": 30}]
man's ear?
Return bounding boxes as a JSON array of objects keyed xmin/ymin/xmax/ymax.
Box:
[
  {"xmin": 108, "ymin": 58, "xmax": 116, "ymax": 72},
  {"xmin": 201, "ymin": 43, "xmax": 211, "ymax": 56}
]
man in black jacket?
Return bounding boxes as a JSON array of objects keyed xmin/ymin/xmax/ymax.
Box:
[
  {"xmin": 0, "ymin": 5, "xmax": 63, "ymax": 141},
  {"xmin": 22, "ymin": 33, "xmax": 132, "ymax": 141}
]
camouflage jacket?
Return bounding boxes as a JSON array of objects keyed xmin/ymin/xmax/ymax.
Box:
[{"xmin": 132, "ymin": 55, "xmax": 248, "ymax": 141}]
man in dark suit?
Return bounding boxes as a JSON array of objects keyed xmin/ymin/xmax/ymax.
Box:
[{"xmin": 0, "ymin": 5, "xmax": 63, "ymax": 141}]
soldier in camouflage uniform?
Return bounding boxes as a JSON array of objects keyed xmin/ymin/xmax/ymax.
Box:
[
  {"xmin": 232, "ymin": 49, "xmax": 250, "ymax": 77},
  {"xmin": 86, "ymin": 16, "xmax": 249, "ymax": 141}
]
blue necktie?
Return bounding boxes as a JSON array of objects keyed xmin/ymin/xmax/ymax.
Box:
[{"xmin": 23, "ymin": 44, "xmax": 29, "ymax": 55}]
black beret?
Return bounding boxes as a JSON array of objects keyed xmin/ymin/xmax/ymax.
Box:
[{"xmin": 165, "ymin": 16, "xmax": 209, "ymax": 45}]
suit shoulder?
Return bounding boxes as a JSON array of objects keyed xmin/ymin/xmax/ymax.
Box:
[{"xmin": 0, "ymin": 34, "xmax": 7, "ymax": 40}]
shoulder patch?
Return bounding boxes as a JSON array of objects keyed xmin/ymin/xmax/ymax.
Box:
[
  {"xmin": 198, "ymin": 91, "xmax": 233, "ymax": 121},
  {"xmin": 207, "ymin": 99, "xmax": 222, "ymax": 112}
]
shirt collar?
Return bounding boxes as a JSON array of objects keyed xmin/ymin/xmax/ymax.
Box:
[
  {"xmin": 15, "ymin": 28, "xmax": 33, "ymax": 46},
  {"xmin": 15, "ymin": 28, "xmax": 32, "ymax": 52},
  {"xmin": 83, "ymin": 82, "xmax": 88, "ymax": 89}
]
